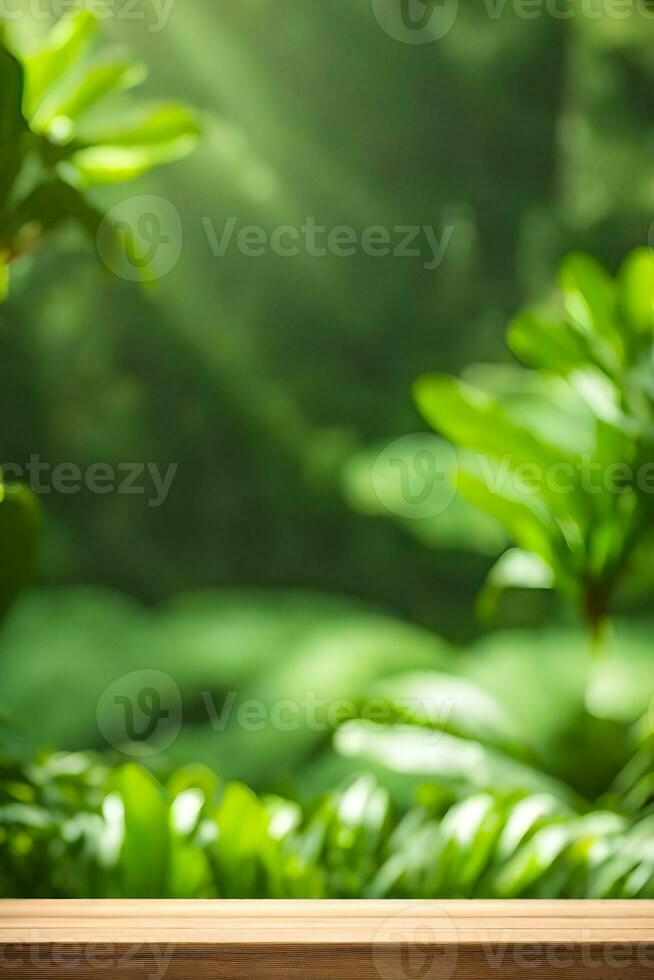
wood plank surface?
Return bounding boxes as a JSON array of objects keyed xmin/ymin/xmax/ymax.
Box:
[{"xmin": 1, "ymin": 901, "xmax": 653, "ymax": 979}]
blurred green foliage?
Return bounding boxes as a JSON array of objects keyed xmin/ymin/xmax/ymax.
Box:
[
  {"xmin": 10, "ymin": 2, "xmax": 654, "ymax": 635},
  {"xmin": 3, "ymin": 721, "xmax": 654, "ymax": 898},
  {"xmin": 2, "ymin": 3, "xmax": 654, "ymax": 898},
  {"xmin": 0, "ymin": 11, "xmax": 198, "ymax": 297},
  {"xmin": 1, "ymin": 580, "xmax": 654, "ymax": 896},
  {"xmin": 1, "ymin": 585, "xmax": 653, "ymax": 798},
  {"xmin": 0, "ymin": 482, "xmax": 39, "ymax": 620},
  {"xmin": 413, "ymin": 250, "xmax": 654, "ymax": 634}
]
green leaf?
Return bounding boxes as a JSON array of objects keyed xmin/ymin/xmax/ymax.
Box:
[
  {"xmin": 370, "ymin": 671, "xmax": 520, "ymax": 749},
  {"xmin": 209, "ymin": 782, "xmax": 273, "ymax": 897},
  {"xmin": 618, "ymin": 247, "xmax": 654, "ymax": 336},
  {"xmin": 0, "ymin": 255, "xmax": 8, "ymax": 303},
  {"xmin": 414, "ymin": 373, "xmax": 568, "ymax": 472},
  {"xmin": 167, "ymin": 841, "xmax": 211, "ymax": 897},
  {"xmin": 438, "ymin": 793, "xmax": 504, "ymax": 893},
  {"xmin": 462, "ymin": 363, "xmax": 596, "ymax": 458},
  {"xmin": 335, "ymin": 720, "xmax": 574, "ymax": 800},
  {"xmin": 23, "ymin": 10, "xmax": 98, "ymax": 118},
  {"xmin": 113, "ymin": 764, "xmax": 169, "ymax": 897},
  {"xmin": 68, "ymin": 140, "xmax": 197, "ymax": 185},
  {"xmin": 493, "ymin": 811, "xmax": 625, "ymax": 897},
  {"xmin": 559, "ymin": 253, "xmax": 622, "ymax": 370},
  {"xmin": 66, "ymin": 101, "xmax": 201, "ymax": 183},
  {"xmin": 0, "ymin": 33, "xmax": 28, "ymax": 212},
  {"xmin": 507, "ymin": 310, "xmax": 589, "ymax": 373},
  {"xmin": 81, "ymin": 102, "xmax": 201, "ymax": 147},
  {"xmin": 32, "ymin": 58, "xmax": 147, "ymax": 134},
  {"xmin": 456, "ymin": 465, "xmax": 560, "ymax": 571}
]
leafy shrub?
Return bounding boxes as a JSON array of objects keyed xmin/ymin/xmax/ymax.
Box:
[
  {"xmin": 345, "ymin": 249, "xmax": 654, "ymax": 637},
  {"xmin": 0, "ymin": 9, "xmax": 199, "ymax": 623},
  {"xmin": 2, "ymin": 746, "xmax": 654, "ymax": 899},
  {"xmin": 414, "ymin": 250, "xmax": 654, "ymax": 636},
  {"xmin": 0, "ymin": 11, "xmax": 199, "ymax": 299},
  {"xmin": 1, "ymin": 589, "xmax": 653, "ymax": 896}
]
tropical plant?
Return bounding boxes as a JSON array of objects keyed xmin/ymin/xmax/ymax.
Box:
[
  {"xmin": 415, "ymin": 249, "xmax": 654, "ymax": 638},
  {"xmin": 346, "ymin": 249, "xmax": 654, "ymax": 640},
  {"xmin": 1, "ymin": 574, "xmax": 653, "ymax": 897},
  {"xmin": 328, "ymin": 249, "xmax": 654, "ymax": 897},
  {"xmin": 0, "ymin": 8, "xmax": 199, "ymax": 619},
  {"xmin": 2, "ymin": 748, "xmax": 654, "ymax": 899},
  {"xmin": 0, "ymin": 10, "xmax": 199, "ymax": 299}
]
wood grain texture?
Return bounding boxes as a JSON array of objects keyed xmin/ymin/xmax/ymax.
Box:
[
  {"xmin": 2, "ymin": 902, "xmax": 654, "ymax": 979},
  {"xmin": 2, "ymin": 900, "xmax": 654, "ymax": 943},
  {"xmin": 2, "ymin": 943, "xmax": 654, "ymax": 980}
]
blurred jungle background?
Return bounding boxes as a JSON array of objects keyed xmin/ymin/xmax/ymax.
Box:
[{"xmin": 2, "ymin": 0, "xmax": 654, "ymax": 898}]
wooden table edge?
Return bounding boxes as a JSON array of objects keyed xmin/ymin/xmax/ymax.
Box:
[{"xmin": 1, "ymin": 900, "xmax": 654, "ymax": 944}]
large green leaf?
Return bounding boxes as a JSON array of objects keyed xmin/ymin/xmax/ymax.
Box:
[
  {"xmin": 414, "ymin": 373, "xmax": 568, "ymax": 472},
  {"xmin": 80, "ymin": 102, "xmax": 201, "ymax": 148},
  {"xmin": 0, "ymin": 255, "xmax": 8, "ymax": 302},
  {"xmin": 455, "ymin": 465, "xmax": 562, "ymax": 573},
  {"xmin": 31, "ymin": 58, "xmax": 147, "ymax": 134},
  {"xmin": 369, "ymin": 672, "xmax": 520, "ymax": 750},
  {"xmin": 23, "ymin": 11, "xmax": 98, "ymax": 117},
  {"xmin": 618, "ymin": 248, "xmax": 654, "ymax": 337},
  {"xmin": 69, "ymin": 140, "xmax": 198, "ymax": 185},
  {"xmin": 335, "ymin": 720, "xmax": 574, "ymax": 801},
  {"xmin": 461, "ymin": 364, "xmax": 600, "ymax": 464},
  {"xmin": 507, "ymin": 310, "xmax": 590, "ymax": 374},
  {"xmin": 559, "ymin": 253, "xmax": 622, "ymax": 373},
  {"xmin": 208, "ymin": 782, "xmax": 274, "ymax": 897},
  {"xmin": 0, "ymin": 33, "xmax": 28, "ymax": 213},
  {"xmin": 493, "ymin": 810, "xmax": 625, "ymax": 898},
  {"xmin": 112, "ymin": 764, "xmax": 169, "ymax": 897}
]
